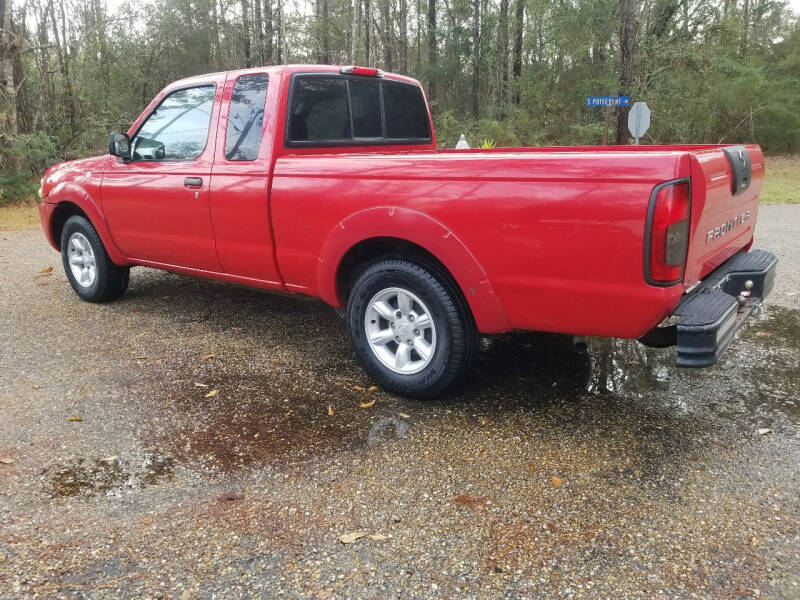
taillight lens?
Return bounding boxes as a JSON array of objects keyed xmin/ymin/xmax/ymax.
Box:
[{"xmin": 648, "ymin": 182, "xmax": 690, "ymax": 284}]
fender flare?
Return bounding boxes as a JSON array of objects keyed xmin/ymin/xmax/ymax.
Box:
[
  {"xmin": 316, "ymin": 206, "xmax": 510, "ymax": 333},
  {"xmin": 45, "ymin": 182, "xmax": 130, "ymax": 266}
]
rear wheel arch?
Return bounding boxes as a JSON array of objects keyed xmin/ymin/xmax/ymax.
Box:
[{"xmin": 317, "ymin": 207, "xmax": 510, "ymax": 333}]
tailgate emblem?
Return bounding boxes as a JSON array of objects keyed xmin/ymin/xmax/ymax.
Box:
[{"xmin": 706, "ymin": 210, "xmax": 751, "ymax": 243}]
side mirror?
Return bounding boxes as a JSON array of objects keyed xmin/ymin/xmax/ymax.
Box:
[{"xmin": 108, "ymin": 132, "xmax": 131, "ymax": 160}]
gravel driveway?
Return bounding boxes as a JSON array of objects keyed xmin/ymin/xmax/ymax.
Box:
[{"xmin": 1, "ymin": 205, "xmax": 798, "ymax": 599}]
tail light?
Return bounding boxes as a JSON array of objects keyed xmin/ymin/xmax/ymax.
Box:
[
  {"xmin": 646, "ymin": 181, "xmax": 690, "ymax": 285},
  {"xmin": 340, "ymin": 66, "xmax": 383, "ymax": 77}
]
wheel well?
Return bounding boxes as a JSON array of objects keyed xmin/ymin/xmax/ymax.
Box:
[
  {"xmin": 50, "ymin": 202, "xmax": 88, "ymax": 249},
  {"xmin": 335, "ymin": 237, "xmax": 465, "ymax": 306}
]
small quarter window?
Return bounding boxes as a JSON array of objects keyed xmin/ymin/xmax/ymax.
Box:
[{"xmin": 225, "ymin": 74, "xmax": 269, "ymax": 161}]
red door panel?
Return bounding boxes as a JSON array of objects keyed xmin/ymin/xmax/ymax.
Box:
[{"xmin": 101, "ymin": 77, "xmax": 225, "ymax": 272}]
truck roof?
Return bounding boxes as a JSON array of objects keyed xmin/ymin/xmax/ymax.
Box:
[{"xmin": 168, "ymin": 64, "xmax": 423, "ymax": 89}]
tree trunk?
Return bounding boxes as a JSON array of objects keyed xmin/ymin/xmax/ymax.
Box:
[
  {"xmin": 497, "ymin": 0, "xmax": 508, "ymax": 107},
  {"xmin": 278, "ymin": 0, "xmax": 286, "ymax": 62},
  {"xmin": 364, "ymin": 0, "xmax": 371, "ymax": 64},
  {"xmin": 51, "ymin": 0, "xmax": 77, "ymax": 137},
  {"xmin": 254, "ymin": 0, "xmax": 264, "ymax": 64},
  {"xmin": 416, "ymin": 0, "xmax": 421, "ymax": 73},
  {"xmin": 264, "ymin": 0, "xmax": 273, "ymax": 63},
  {"xmin": 427, "ymin": 0, "xmax": 436, "ymax": 102},
  {"xmin": 319, "ymin": 0, "xmax": 330, "ymax": 64},
  {"xmin": 511, "ymin": 0, "xmax": 523, "ymax": 105},
  {"xmin": 615, "ymin": 0, "xmax": 635, "ymax": 144},
  {"xmin": 739, "ymin": 0, "xmax": 750, "ymax": 58},
  {"xmin": 211, "ymin": 0, "xmax": 220, "ymax": 66},
  {"xmin": 399, "ymin": 0, "xmax": 408, "ymax": 73},
  {"xmin": 471, "ymin": 0, "xmax": 479, "ymax": 118},
  {"xmin": 0, "ymin": 0, "xmax": 19, "ymax": 145},
  {"xmin": 242, "ymin": 0, "xmax": 253, "ymax": 67},
  {"xmin": 381, "ymin": 0, "xmax": 392, "ymax": 70}
]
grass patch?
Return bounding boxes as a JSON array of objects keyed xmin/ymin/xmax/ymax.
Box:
[
  {"xmin": 762, "ymin": 155, "xmax": 800, "ymax": 204},
  {"xmin": 0, "ymin": 202, "xmax": 40, "ymax": 231}
]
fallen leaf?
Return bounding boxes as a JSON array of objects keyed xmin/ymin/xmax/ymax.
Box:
[
  {"xmin": 40, "ymin": 266, "xmax": 53, "ymax": 274},
  {"xmin": 352, "ymin": 385, "xmax": 365, "ymax": 391},
  {"xmin": 201, "ymin": 353, "xmax": 215, "ymax": 361},
  {"xmin": 327, "ymin": 405, "xmax": 335, "ymax": 416},
  {"xmin": 141, "ymin": 516, "xmax": 154, "ymax": 525},
  {"xmin": 135, "ymin": 355, "xmax": 148, "ymax": 360},
  {"xmin": 480, "ymin": 417, "xmax": 492, "ymax": 426},
  {"xmin": 204, "ymin": 389, "xmax": 219, "ymax": 398},
  {"xmin": 367, "ymin": 385, "xmax": 378, "ymax": 392},
  {"xmin": 339, "ymin": 531, "xmax": 368, "ymax": 544},
  {"xmin": 454, "ymin": 493, "xmax": 486, "ymax": 506},
  {"xmin": 368, "ymin": 533, "xmax": 388, "ymax": 541},
  {"xmin": 463, "ymin": 457, "xmax": 475, "ymax": 462},
  {"xmin": 0, "ymin": 458, "xmax": 13, "ymax": 465},
  {"xmin": 359, "ymin": 399, "xmax": 376, "ymax": 408},
  {"xmin": 99, "ymin": 455, "xmax": 118, "ymax": 463},
  {"xmin": 758, "ymin": 428, "xmax": 773, "ymax": 436},
  {"xmin": 194, "ymin": 382, "xmax": 209, "ymax": 388},
  {"xmin": 550, "ymin": 476, "xmax": 563, "ymax": 488},
  {"xmin": 397, "ymin": 412, "xmax": 410, "ymax": 418},
  {"xmin": 68, "ymin": 416, "xmax": 83, "ymax": 422}
]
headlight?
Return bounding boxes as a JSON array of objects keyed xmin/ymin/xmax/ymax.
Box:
[{"xmin": 38, "ymin": 178, "xmax": 44, "ymax": 201}]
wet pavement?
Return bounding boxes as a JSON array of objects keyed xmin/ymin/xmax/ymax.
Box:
[{"xmin": 1, "ymin": 205, "xmax": 799, "ymax": 598}]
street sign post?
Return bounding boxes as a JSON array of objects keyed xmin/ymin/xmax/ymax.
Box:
[
  {"xmin": 586, "ymin": 96, "xmax": 631, "ymax": 144},
  {"xmin": 628, "ymin": 101, "xmax": 650, "ymax": 144},
  {"xmin": 586, "ymin": 96, "xmax": 630, "ymax": 107}
]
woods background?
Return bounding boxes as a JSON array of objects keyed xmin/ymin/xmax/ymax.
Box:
[{"xmin": 0, "ymin": 0, "xmax": 798, "ymax": 201}]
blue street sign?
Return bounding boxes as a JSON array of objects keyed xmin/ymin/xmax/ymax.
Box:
[{"xmin": 586, "ymin": 95, "xmax": 630, "ymax": 107}]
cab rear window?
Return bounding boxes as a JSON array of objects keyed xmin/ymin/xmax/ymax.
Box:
[{"xmin": 287, "ymin": 75, "xmax": 430, "ymax": 145}]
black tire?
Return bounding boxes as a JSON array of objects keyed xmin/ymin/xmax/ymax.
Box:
[
  {"xmin": 346, "ymin": 258, "xmax": 480, "ymax": 399},
  {"xmin": 60, "ymin": 215, "xmax": 130, "ymax": 302}
]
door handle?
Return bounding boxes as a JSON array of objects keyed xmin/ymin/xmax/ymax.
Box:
[{"xmin": 184, "ymin": 177, "xmax": 203, "ymax": 188}]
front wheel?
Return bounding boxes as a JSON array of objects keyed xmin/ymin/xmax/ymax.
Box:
[
  {"xmin": 60, "ymin": 215, "xmax": 130, "ymax": 302},
  {"xmin": 346, "ymin": 258, "xmax": 479, "ymax": 399}
]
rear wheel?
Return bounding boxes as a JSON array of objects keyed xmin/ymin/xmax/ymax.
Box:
[
  {"xmin": 60, "ymin": 215, "xmax": 130, "ymax": 302},
  {"xmin": 346, "ymin": 258, "xmax": 479, "ymax": 399}
]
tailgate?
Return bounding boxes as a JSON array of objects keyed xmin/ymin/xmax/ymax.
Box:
[{"xmin": 682, "ymin": 144, "xmax": 764, "ymax": 287}]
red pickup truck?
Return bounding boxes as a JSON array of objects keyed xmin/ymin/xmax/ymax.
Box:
[{"xmin": 39, "ymin": 64, "xmax": 777, "ymax": 398}]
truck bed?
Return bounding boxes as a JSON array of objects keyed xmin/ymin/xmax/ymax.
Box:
[{"xmin": 272, "ymin": 144, "xmax": 763, "ymax": 338}]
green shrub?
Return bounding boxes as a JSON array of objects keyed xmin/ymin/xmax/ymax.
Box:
[
  {"xmin": 4, "ymin": 132, "xmax": 59, "ymax": 174},
  {"xmin": 0, "ymin": 172, "xmax": 38, "ymax": 206}
]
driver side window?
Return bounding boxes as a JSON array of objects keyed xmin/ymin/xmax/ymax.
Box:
[{"xmin": 132, "ymin": 85, "xmax": 215, "ymax": 161}]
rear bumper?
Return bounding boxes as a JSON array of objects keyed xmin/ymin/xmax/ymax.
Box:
[{"xmin": 639, "ymin": 249, "xmax": 777, "ymax": 367}]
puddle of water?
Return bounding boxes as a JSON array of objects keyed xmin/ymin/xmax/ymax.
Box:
[
  {"xmin": 150, "ymin": 297, "xmax": 799, "ymax": 475},
  {"xmin": 45, "ymin": 453, "xmax": 175, "ymax": 498}
]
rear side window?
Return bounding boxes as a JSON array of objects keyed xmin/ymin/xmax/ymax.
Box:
[
  {"xmin": 225, "ymin": 74, "xmax": 268, "ymax": 160},
  {"xmin": 289, "ymin": 77, "xmax": 350, "ymax": 141},
  {"xmin": 383, "ymin": 81, "xmax": 430, "ymax": 139},
  {"xmin": 287, "ymin": 75, "xmax": 430, "ymax": 145}
]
